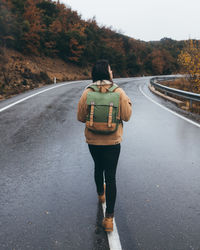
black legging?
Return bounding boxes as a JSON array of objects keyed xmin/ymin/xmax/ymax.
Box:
[{"xmin": 88, "ymin": 144, "xmax": 121, "ymax": 215}]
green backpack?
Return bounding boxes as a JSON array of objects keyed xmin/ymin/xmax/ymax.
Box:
[{"xmin": 86, "ymin": 84, "xmax": 120, "ymax": 134}]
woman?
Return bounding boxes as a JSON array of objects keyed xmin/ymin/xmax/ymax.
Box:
[{"xmin": 77, "ymin": 60, "xmax": 132, "ymax": 232}]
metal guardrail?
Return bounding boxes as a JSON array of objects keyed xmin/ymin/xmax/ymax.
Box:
[{"xmin": 150, "ymin": 76, "xmax": 200, "ymax": 108}]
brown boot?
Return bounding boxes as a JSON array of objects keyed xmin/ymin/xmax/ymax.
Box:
[
  {"xmin": 98, "ymin": 183, "xmax": 106, "ymax": 203},
  {"xmin": 102, "ymin": 217, "xmax": 113, "ymax": 232}
]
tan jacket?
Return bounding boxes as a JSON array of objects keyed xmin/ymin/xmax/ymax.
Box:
[{"xmin": 77, "ymin": 83, "xmax": 132, "ymax": 145}]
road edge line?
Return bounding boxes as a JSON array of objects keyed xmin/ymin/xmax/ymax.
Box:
[
  {"xmin": 139, "ymin": 85, "xmax": 200, "ymax": 128},
  {"xmin": 0, "ymin": 81, "xmax": 82, "ymax": 113},
  {"xmin": 102, "ymin": 202, "xmax": 122, "ymax": 250}
]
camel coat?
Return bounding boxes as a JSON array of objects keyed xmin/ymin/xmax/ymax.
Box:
[{"xmin": 77, "ymin": 83, "xmax": 132, "ymax": 145}]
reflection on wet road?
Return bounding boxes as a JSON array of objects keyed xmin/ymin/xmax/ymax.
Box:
[{"xmin": 0, "ymin": 77, "xmax": 200, "ymax": 250}]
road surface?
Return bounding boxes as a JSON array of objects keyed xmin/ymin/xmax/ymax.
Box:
[{"xmin": 0, "ymin": 77, "xmax": 200, "ymax": 250}]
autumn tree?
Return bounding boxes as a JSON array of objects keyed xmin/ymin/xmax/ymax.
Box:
[
  {"xmin": 178, "ymin": 40, "xmax": 200, "ymax": 92},
  {"xmin": 0, "ymin": 0, "xmax": 186, "ymax": 76},
  {"xmin": 0, "ymin": 0, "xmax": 15, "ymax": 88},
  {"xmin": 36, "ymin": 0, "xmax": 59, "ymax": 27},
  {"xmin": 22, "ymin": 0, "xmax": 45, "ymax": 54},
  {"xmin": 0, "ymin": 0, "xmax": 16, "ymax": 47}
]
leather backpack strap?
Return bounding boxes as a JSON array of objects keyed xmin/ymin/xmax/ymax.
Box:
[
  {"xmin": 89, "ymin": 101, "xmax": 95, "ymax": 127},
  {"xmin": 108, "ymin": 102, "xmax": 113, "ymax": 127}
]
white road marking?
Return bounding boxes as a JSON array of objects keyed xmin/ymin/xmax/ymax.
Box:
[
  {"xmin": 139, "ymin": 85, "xmax": 200, "ymax": 128},
  {"xmin": 102, "ymin": 202, "xmax": 122, "ymax": 250},
  {"xmin": 0, "ymin": 77, "xmax": 138, "ymax": 113},
  {"xmin": 0, "ymin": 81, "xmax": 82, "ymax": 113}
]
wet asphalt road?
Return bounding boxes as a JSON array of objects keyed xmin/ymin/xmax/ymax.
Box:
[{"xmin": 0, "ymin": 77, "xmax": 200, "ymax": 250}]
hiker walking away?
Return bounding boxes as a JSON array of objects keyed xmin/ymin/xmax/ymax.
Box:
[{"xmin": 77, "ymin": 60, "xmax": 132, "ymax": 232}]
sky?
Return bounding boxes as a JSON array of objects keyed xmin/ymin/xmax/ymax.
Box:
[{"xmin": 57, "ymin": 0, "xmax": 200, "ymax": 42}]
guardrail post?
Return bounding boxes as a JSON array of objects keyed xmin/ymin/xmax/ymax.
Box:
[{"xmin": 190, "ymin": 100, "xmax": 193, "ymax": 109}]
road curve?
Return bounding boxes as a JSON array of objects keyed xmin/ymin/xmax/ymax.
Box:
[{"xmin": 0, "ymin": 77, "xmax": 200, "ymax": 250}]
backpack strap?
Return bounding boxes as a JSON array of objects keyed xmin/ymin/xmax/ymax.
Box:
[
  {"xmin": 87, "ymin": 84, "xmax": 119, "ymax": 93},
  {"xmin": 108, "ymin": 102, "xmax": 114, "ymax": 127},
  {"xmin": 89, "ymin": 101, "xmax": 95, "ymax": 127},
  {"xmin": 107, "ymin": 84, "xmax": 119, "ymax": 92},
  {"xmin": 87, "ymin": 85, "xmax": 100, "ymax": 92}
]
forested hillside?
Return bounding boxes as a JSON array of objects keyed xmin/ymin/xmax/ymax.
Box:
[{"xmin": 0, "ymin": 0, "xmax": 185, "ymax": 99}]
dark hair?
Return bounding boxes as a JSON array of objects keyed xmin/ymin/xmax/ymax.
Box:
[{"xmin": 92, "ymin": 60, "xmax": 112, "ymax": 83}]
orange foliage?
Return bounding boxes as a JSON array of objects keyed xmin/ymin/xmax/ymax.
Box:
[
  {"xmin": 49, "ymin": 19, "xmax": 63, "ymax": 33},
  {"xmin": 23, "ymin": 0, "xmax": 45, "ymax": 54},
  {"xmin": 178, "ymin": 40, "xmax": 200, "ymax": 92},
  {"xmin": 68, "ymin": 38, "xmax": 85, "ymax": 62}
]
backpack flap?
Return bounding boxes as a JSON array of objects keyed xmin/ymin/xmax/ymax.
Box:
[
  {"xmin": 87, "ymin": 92, "xmax": 119, "ymax": 107},
  {"xmin": 86, "ymin": 91, "xmax": 120, "ymax": 134}
]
